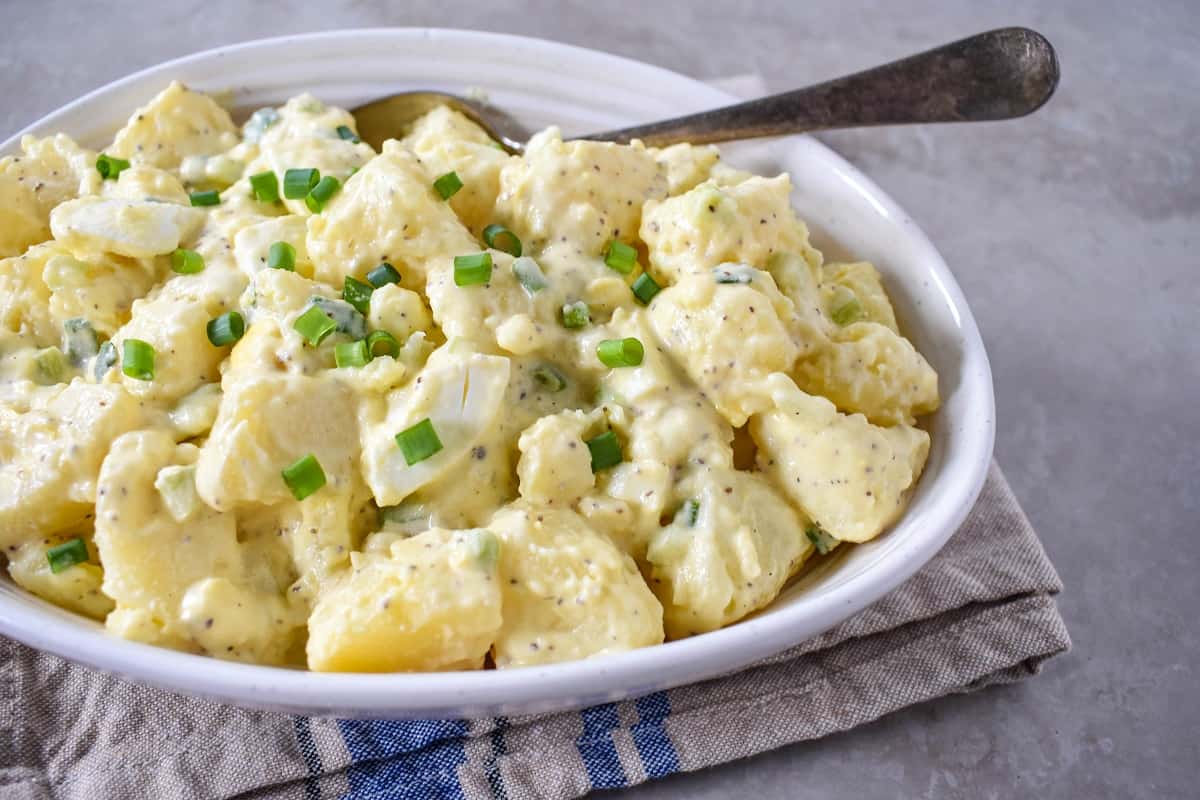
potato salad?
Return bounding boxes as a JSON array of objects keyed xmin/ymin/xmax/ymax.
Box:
[{"xmin": 0, "ymin": 83, "xmax": 939, "ymax": 671}]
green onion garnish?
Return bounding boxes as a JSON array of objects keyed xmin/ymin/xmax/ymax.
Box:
[
  {"xmin": 267, "ymin": 241, "xmax": 296, "ymax": 271},
  {"xmin": 47, "ymin": 537, "xmax": 89, "ymax": 574},
  {"xmin": 367, "ymin": 262, "xmax": 401, "ymax": 288},
  {"xmin": 189, "ymin": 190, "xmax": 220, "ymax": 207},
  {"xmin": 604, "ymin": 240, "xmax": 637, "ymax": 274},
  {"xmin": 249, "ymin": 170, "xmax": 279, "ymax": 203},
  {"xmin": 171, "ymin": 248, "xmax": 205, "ymax": 274},
  {"xmin": 305, "ymin": 175, "xmax": 341, "ymax": 213},
  {"xmin": 293, "ymin": 305, "xmax": 337, "ymax": 346},
  {"xmin": 336, "ymin": 124, "xmax": 361, "ymax": 143},
  {"xmin": 395, "ymin": 418, "xmax": 443, "ymax": 465},
  {"xmin": 585, "ymin": 430, "xmax": 623, "ymax": 472},
  {"xmin": 281, "ymin": 453, "xmax": 326, "ymax": 500},
  {"xmin": 34, "ymin": 347, "xmax": 67, "ymax": 385},
  {"xmin": 206, "ymin": 311, "xmax": 245, "ymax": 347},
  {"xmin": 631, "ymin": 273, "xmax": 661, "ymax": 305},
  {"xmin": 63, "ymin": 318, "xmax": 99, "ymax": 365},
  {"xmin": 343, "ymin": 276, "xmax": 373, "ymax": 315},
  {"xmin": 366, "ymin": 330, "xmax": 400, "ymax": 359},
  {"xmin": 334, "ymin": 339, "xmax": 370, "ymax": 368},
  {"xmin": 561, "ymin": 301, "xmax": 590, "ymax": 329},
  {"xmin": 454, "ymin": 252, "xmax": 492, "ymax": 286},
  {"xmin": 532, "ymin": 365, "xmax": 567, "ymax": 392},
  {"xmin": 482, "ymin": 223, "xmax": 522, "ymax": 257},
  {"xmin": 121, "ymin": 339, "xmax": 155, "ymax": 381},
  {"xmin": 95, "ymin": 154, "xmax": 131, "ymax": 181},
  {"xmin": 513, "ymin": 256, "xmax": 547, "ymax": 294},
  {"xmin": 805, "ymin": 524, "xmax": 839, "ymax": 555},
  {"xmin": 433, "ymin": 171, "xmax": 463, "ymax": 200},
  {"xmin": 675, "ymin": 499, "xmax": 700, "ymax": 527},
  {"xmin": 831, "ymin": 297, "xmax": 864, "ymax": 326},
  {"xmin": 93, "ymin": 341, "xmax": 117, "ymax": 381},
  {"xmin": 596, "ymin": 337, "xmax": 644, "ymax": 368},
  {"xmin": 283, "ymin": 168, "xmax": 320, "ymax": 199}
]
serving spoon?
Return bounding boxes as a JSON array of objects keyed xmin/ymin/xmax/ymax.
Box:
[{"xmin": 352, "ymin": 26, "xmax": 1058, "ymax": 153}]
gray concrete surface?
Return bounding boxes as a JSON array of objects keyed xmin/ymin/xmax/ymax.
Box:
[{"xmin": 4, "ymin": 0, "xmax": 1197, "ymax": 797}]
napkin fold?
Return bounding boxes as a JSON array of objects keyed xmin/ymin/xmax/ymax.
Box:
[{"xmin": 0, "ymin": 463, "xmax": 1068, "ymax": 800}]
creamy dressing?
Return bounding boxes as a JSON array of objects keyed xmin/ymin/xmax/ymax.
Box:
[{"xmin": 0, "ymin": 82, "xmax": 938, "ymax": 671}]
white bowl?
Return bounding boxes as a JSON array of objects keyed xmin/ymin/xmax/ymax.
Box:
[{"xmin": 0, "ymin": 28, "xmax": 994, "ymax": 718}]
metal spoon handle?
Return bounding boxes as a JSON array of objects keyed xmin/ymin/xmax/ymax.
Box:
[{"xmin": 583, "ymin": 27, "xmax": 1059, "ymax": 146}]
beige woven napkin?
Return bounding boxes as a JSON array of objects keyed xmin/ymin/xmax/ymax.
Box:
[{"xmin": 0, "ymin": 463, "xmax": 1068, "ymax": 800}]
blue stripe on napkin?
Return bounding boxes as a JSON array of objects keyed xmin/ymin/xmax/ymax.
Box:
[
  {"xmin": 576, "ymin": 703, "xmax": 628, "ymax": 789},
  {"xmin": 631, "ymin": 692, "xmax": 679, "ymax": 778},
  {"xmin": 337, "ymin": 719, "xmax": 470, "ymax": 799}
]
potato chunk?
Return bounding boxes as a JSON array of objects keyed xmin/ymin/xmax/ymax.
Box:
[
  {"xmin": 108, "ymin": 81, "xmax": 240, "ymax": 169},
  {"xmin": 648, "ymin": 265, "xmax": 801, "ymax": 426},
  {"xmin": 750, "ymin": 374, "xmax": 930, "ymax": 542},
  {"xmin": 646, "ymin": 466, "xmax": 812, "ymax": 637},
  {"xmin": 488, "ymin": 504, "xmax": 663, "ymax": 667},
  {"xmin": 307, "ymin": 528, "xmax": 502, "ymax": 672},
  {"xmin": 306, "ymin": 142, "xmax": 477, "ymax": 287},
  {"xmin": 496, "ymin": 128, "xmax": 666, "ymax": 253},
  {"xmin": 0, "ymin": 382, "xmax": 145, "ymax": 548},
  {"xmin": 6, "ymin": 534, "xmax": 114, "ymax": 620}
]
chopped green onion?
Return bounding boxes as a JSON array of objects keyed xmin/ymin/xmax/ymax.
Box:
[
  {"xmin": 482, "ymin": 223, "xmax": 522, "ymax": 257},
  {"xmin": 631, "ymin": 272, "xmax": 661, "ymax": 305},
  {"xmin": 675, "ymin": 499, "xmax": 701, "ymax": 527},
  {"xmin": 336, "ymin": 124, "xmax": 361, "ymax": 143},
  {"xmin": 805, "ymin": 524, "xmax": 839, "ymax": 555},
  {"xmin": 395, "ymin": 418, "xmax": 443, "ymax": 465},
  {"xmin": 189, "ymin": 190, "xmax": 220, "ymax": 207},
  {"xmin": 34, "ymin": 347, "xmax": 67, "ymax": 385},
  {"xmin": 334, "ymin": 339, "xmax": 370, "ymax": 368},
  {"xmin": 367, "ymin": 263, "xmax": 401, "ymax": 288},
  {"xmin": 714, "ymin": 265, "xmax": 754, "ymax": 284},
  {"xmin": 283, "ymin": 168, "xmax": 320, "ymax": 199},
  {"xmin": 433, "ymin": 171, "xmax": 463, "ymax": 200},
  {"xmin": 596, "ymin": 337, "xmax": 644, "ymax": 368},
  {"xmin": 249, "ymin": 171, "xmax": 279, "ymax": 203},
  {"xmin": 454, "ymin": 252, "xmax": 492, "ymax": 286},
  {"xmin": 95, "ymin": 154, "xmax": 130, "ymax": 180},
  {"xmin": 93, "ymin": 341, "xmax": 117, "ymax": 380},
  {"xmin": 366, "ymin": 330, "xmax": 400, "ymax": 359},
  {"xmin": 206, "ymin": 311, "xmax": 245, "ymax": 346},
  {"xmin": 171, "ymin": 248, "xmax": 205, "ymax": 274},
  {"xmin": 267, "ymin": 241, "xmax": 296, "ymax": 271},
  {"xmin": 343, "ymin": 276, "xmax": 373, "ymax": 315},
  {"xmin": 309, "ymin": 297, "xmax": 366, "ymax": 338},
  {"xmin": 585, "ymin": 430, "xmax": 623, "ymax": 472},
  {"xmin": 305, "ymin": 175, "xmax": 341, "ymax": 213},
  {"xmin": 473, "ymin": 531, "xmax": 500, "ymax": 570},
  {"xmin": 63, "ymin": 318, "xmax": 98, "ymax": 365},
  {"xmin": 512, "ymin": 256, "xmax": 547, "ymax": 294},
  {"xmin": 604, "ymin": 240, "xmax": 637, "ymax": 274},
  {"xmin": 281, "ymin": 453, "xmax": 326, "ymax": 500},
  {"xmin": 532, "ymin": 365, "xmax": 567, "ymax": 392},
  {"xmin": 293, "ymin": 305, "xmax": 337, "ymax": 346},
  {"xmin": 121, "ymin": 339, "xmax": 155, "ymax": 381},
  {"xmin": 831, "ymin": 297, "xmax": 864, "ymax": 326},
  {"xmin": 561, "ymin": 301, "xmax": 590, "ymax": 329},
  {"xmin": 46, "ymin": 538, "xmax": 89, "ymax": 574}
]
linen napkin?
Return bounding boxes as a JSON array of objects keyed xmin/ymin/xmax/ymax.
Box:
[
  {"xmin": 0, "ymin": 75, "xmax": 1069, "ymax": 800},
  {"xmin": 0, "ymin": 463, "xmax": 1069, "ymax": 800}
]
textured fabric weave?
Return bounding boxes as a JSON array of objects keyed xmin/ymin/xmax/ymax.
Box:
[{"xmin": 0, "ymin": 463, "xmax": 1068, "ymax": 800}]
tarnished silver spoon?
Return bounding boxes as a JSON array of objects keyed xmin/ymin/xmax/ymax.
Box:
[{"xmin": 352, "ymin": 27, "xmax": 1058, "ymax": 154}]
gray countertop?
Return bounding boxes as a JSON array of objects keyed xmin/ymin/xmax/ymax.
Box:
[{"xmin": 5, "ymin": 1, "xmax": 1197, "ymax": 797}]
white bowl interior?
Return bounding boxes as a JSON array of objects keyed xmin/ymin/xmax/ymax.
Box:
[{"xmin": 0, "ymin": 29, "xmax": 994, "ymax": 718}]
